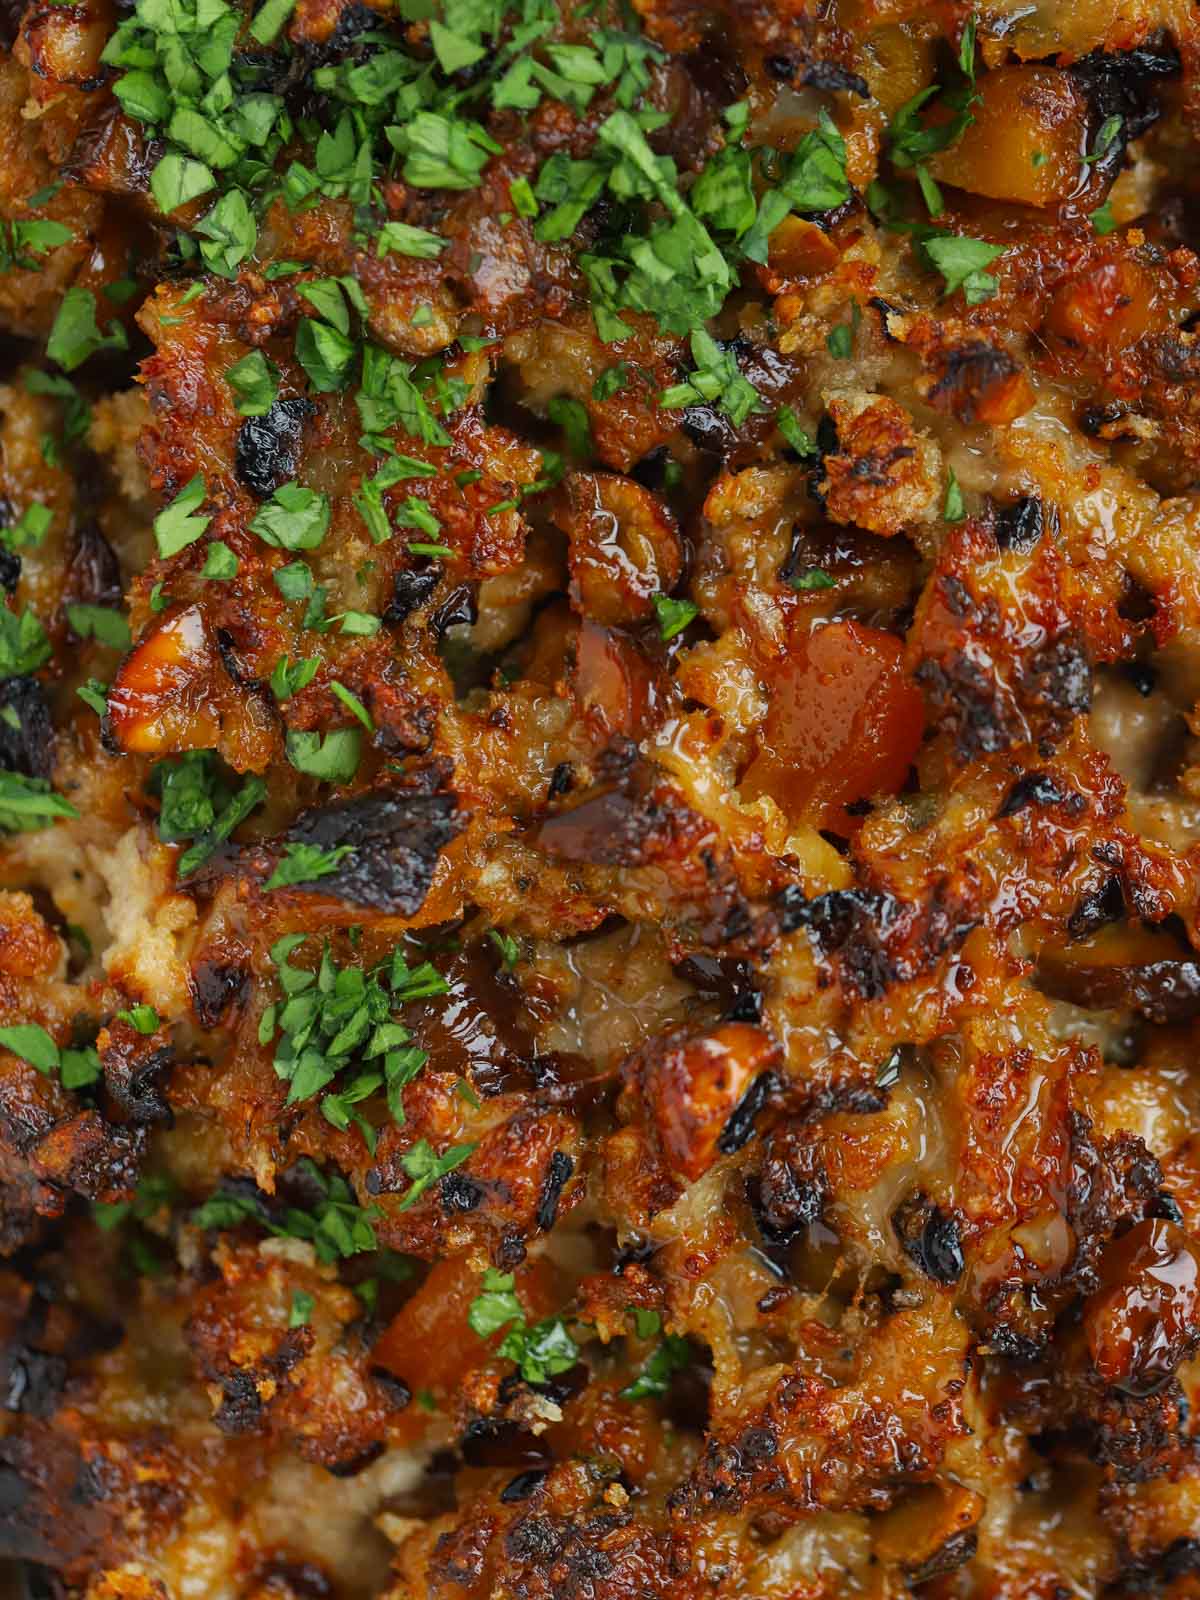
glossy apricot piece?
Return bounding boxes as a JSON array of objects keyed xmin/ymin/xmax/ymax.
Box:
[
  {"xmin": 742, "ymin": 619, "xmax": 924, "ymax": 831},
  {"xmin": 371, "ymin": 1254, "xmax": 561, "ymax": 1435},
  {"xmin": 571, "ymin": 620, "xmax": 660, "ymax": 740},
  {"xmin": 927, "ymin": 66, "xmax": 1087, "ymax": 206},
  {"xmin": 1044, "ymin": 258, "xmax": 1165, "ymax": 352},
  {"xmin": 106, "ymin": 604, "xmax": 222, "ymax": 754},
  {"xmin": 1082, "ymin": 1218, "xmax": 1200, "ymax": 1394},
  {"xmin": 641, "ymin": 1022, "xmax": 778, "ymax": 1184}
]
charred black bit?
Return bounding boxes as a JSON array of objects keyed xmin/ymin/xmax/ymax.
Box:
[
  {"xmin": 383, "ymin": 566, "xmax": 440, "ymax": 625},
  {"xmin": 234, "ymin": 398, "xmax": 315, "ymax": 500},
  {"xmin": 0, "ymin": 546, "xmax": 20, "ymax": 593},
  {"xmin": 324, "ymin": 1442, "xmax": 386, "ymax": 1478},
  {"xmin": 1067, "ymin": 874, "xmax": 1124, "ymax": 940},
  {"xmin": 190, "ymin": 959, "xmax": 252, "ymax": 1029},
  {"xmin": 992, "ymin": 496, "xmax": 1050, "ymax": 554},
  {"xmin": 429, "ymin": 584, "xmax": 478, "ymax": 637},
  {"xmin": 547, "ymin": 762, "xmax": 574, "ymax": 800},
  {"xmin": 1122, "ymin": 661, "xmax": 1157, "ymax": 697},
  {"xmin": 630, "ymin": 445, "xmax": 673, "ymax": 492},
  {"xmin": 440, "ymin": 1172, "xmax": 484, "ymax": 1213},
  {"xmin": 0, "ymin": 678, "xmax": 54, "ymax": 780},
  {"xmin": 753, "ymin": 1130, "xmax": 827, "ymax": 1244},
  {"xmin": 801, "ymin": 60, "xmax": 869, "ymax": 96},
  {"xmin": 534, "ymin": 1150, "xmax": 574, "ymax": 1232},
  {"xmin": 282, "ymin": 771, "xmax": 462, "ymax": 915},
  {"xmin": 2, "ymin": 1346, "xmax": 67, "ymax": 1417},
  {"xmin": 996, "ymin": 771, "xmax": 1079, "ymax": 818},
  {"xmin": 1070, "ymin": 39, "xmax": 1182, "ymax": 145},
  {"xmin": 906, "ymin": 1530, "xmax": 979, "ymax": 1585},
  {"xmin": 893, "ymin": 1194, "xmax": 964, "ymax": 1284},
  {"xmin": 368, "ymin": 1367, "xmax": 412, "ymax": 1410},
  {"xmin": 101, "ymin": 1043, "xmax": 174, "ymax": 1127},
  {"xmin": 499, "ymin": 1468, "xmax": 548, "ymax": 1503},
  {"xmin": 1078, "ymin": 400, "xmax": 1130, "ymax": 437},
  {"xmin": 716, "ymin": 1071, "xmax": 778, "ymax": 1156},
  {"xmin": 64, "ymin": 522, "xmax": 122, "ymax": 611}
]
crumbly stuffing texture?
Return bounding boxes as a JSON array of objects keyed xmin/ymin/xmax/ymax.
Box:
[{"xmin": 2, "ymin": 0, "xmax": 1200, "ymax": 1596}]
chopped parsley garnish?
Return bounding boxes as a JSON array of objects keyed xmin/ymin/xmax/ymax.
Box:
[
  {"xmin": 488, "ymin": 928, "xmax": 520, "ymax": 969},
  {"xmin": 1090, "ymin": 201, "xmax": 1117, "ymax": 236},
  {"xmin": 547, "ymin": 393, "xmax": 593, "ymax": 457},
  {"xmin": 0, "ymin": 609, "xmax": 51, "ymax": 678},
  {"xmin": 289, "ymin": 1288, "xmax": 314, "ymax": 1327},
  {"xmin": 116, "ymin": 1004, "xmax": 161, "ymax": 1033},
  {"xmin": 467, "ymin": 1269, "xmax": 579, "ymax": 1384},
  {"xmin": 777, "ymin": 405, "xmax": 816, "ymax": 457},
  {"xmin": 66, "ymin": 604, "xmax": 132, "ymax": 649},
  {"xmin": 0, "ymin": 1021, "xmax": 100, "ymax": 1089},
  {"xmin": 396, "ymin": 1137, "xmax": 477, "ymax": 1211},
  {"xmin": 652, "ymin": 594, "xmax": 697, "ymax": 642},
  {"xmin": 250, "ymin": 484, "xmax": 331, "ymax": 551},
  {"xmin": 921, "ymin": 234, "xmax": 1005, "ymax": 304},
  {"xmin": 152, "ymin": 750, "xmax": 266, "ymax": 877},
  {"xmin": 0, "ymin": 771, "xmax": 79, "ymax": 833},
  {"xmin": 788, "ymin": 567, "xmax": 835, "ymax": 592},
  {"xmin": 658, "ymin": 329, "xmax": 765, "ymax": 426},
  {"xmin": 225, "ymin": 351, "xmax": 279, "ymax": 416},
  {"xmin": 47, "ymin": 287, "xmax": 128, "ymax": 372},
  {"xmin": 201, "ymin": 542, "xmax": 239, "ymax": 580},
  {"xmin": 264, "ymin": 842, "xmax": 353, "ymax": 891},
  {"xmin": 1083, "ymin": 115, "xmax": 1123, "ymax": 166},
  {"xmin": 193, "ymin": 1159, "xmax": 381, "ymax": 1262},
  {"xmin": 620, "ymin": 1331, "xmax": 690, "ymax": 1400},
  {"xmin": 285, "ymin": 727, "xmax": 362, "ymax": 783},
  {"xmin": 154, "ymin": 474, "xmax": 211, "ymax": 558},
  {"xmin": 885, "ymin": 15, "xmax": 978, "ymax": 217},
  {"xmin": 944, "ymin": 468, "xmax": 966, "ymax": 523}
]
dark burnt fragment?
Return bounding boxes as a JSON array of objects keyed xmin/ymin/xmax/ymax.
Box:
[
  {"xmin": 631, "ymin": 446, "xmax": 673, "ymax": 492},
  {"xmin": 716, "ymin": 1071, "xmax": 778, "ymax": 1156},
  {"xmin": 325, "ymin": 1441, "xmax": 386, "ymax": 1478},
  {"xmin": 384, "ymin": 566, "xmax": 439, "ymax": 625},
  {"xmin": 499, "ymin": 1468, "xmax": 547, "ymax": 1503},
  {"xmin": 927, "ymin": 343, "xmax": 1025, "ymax": 424},
  {"xmin": 0, "ymin": 678, "xmax": 54, "ymax": 780},
  {"xmin": 440, "ymin": 1172, "xmax": 483, "ymax": 1214},
  {"xmin": 893, "ymin": 1194, "xmax": 964, "ymax": 1283},
  {"xmin": 234, "ymin": 398, "xmax": 315, "ymax": 500},
  {"xmin": 1068, "ymin": 875, "xmax": 1124, "ymax": 939},
  {"xmin": 906, "ymin": 1530, "xmax": 978, "ymax": 1585},
  {"xmin": 1122, "ymin": 662, "xmax": 1157, "ymax": 697},
  {"xmin": 100, "ymin": 1033, "xmax": 174, "ymax": 1127},
  {"xmin": 369, "ymin": 1367, "xmax": 411, "ymax": 1410},
  {"xmin": 1067, "ymin": 1116, "xmax": 1161, "ymax": 1295},
  {"xmin": 753, "ymin": 1126, "xmax": 827, "ymax": 1243},
  {"xmin": 782, "ymin": 888, "xmax": 902, "ymax": 999},
  {"xmin": 993, "ymin": 496, "xmax": 1049, "ymax": 554},
  {"xmin": 430, "ymin": 584, "xmax": 478, "ymax": 637},
  {"xmin": 1024, "ymin": 637, "xmax": 1091, "ymax": 722},
  {"xmin": 0, "ymin": 547, "xmax": 20, "ymax": 593},
  {"xmin": 2, "ymin": 1346, "xmax": 67, "ymax": 1416},
  {"xmin": 1070, "ymin": 39, "xmax": 1181, "ymax": 144},
  {"xmin": 282, "ymin": 772, "xmax": 462, "ymax": 914},
  {"xmin": 64, "ymin": 522, "xmax": 122, "ymax": 611},
  {"xmin": 534, "ymin": 1150, "xmax": 573, "ymax": 1232},
  {"xmin": 801, "ymin": 60, "xmax": 869, "ymax": 96},
  {"xmin": 996, "ymin": 771, "xmax": 1079, "ymax": 819},
  {"xmin": 191, "ymin": 959, "xmax": 251, "ymax": 1029}
]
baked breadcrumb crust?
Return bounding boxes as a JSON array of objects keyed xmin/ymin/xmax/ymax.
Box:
[{"xmin": 1, "ymin": 0, "xmax": 1200, "ymax": 1595}]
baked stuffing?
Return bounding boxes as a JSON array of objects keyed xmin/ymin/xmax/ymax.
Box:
[{"xmin": 1, "ymin": 0, "xmax": 1200, "ymax": 1594}]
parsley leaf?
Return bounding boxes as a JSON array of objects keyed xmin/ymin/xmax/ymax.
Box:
[
  {"xmin": 285, "ymin": 727, "xmax": 362, "ymax": 783},
  {"xmin": 921, "ymin": 233, "xmax": 1004, "ymax": 304},
  {"xmin": 658, "ymin": 329, "xmax": 765, "ymax": 426},
  {"xmin": 396, "ymin": 1138, "xmax": 476, "ymax": 1210},
  {"xmin": 620, "ymin": 1333, "xmax": 690, "ymax": 1400},
  {"xmin": 154, "ymin": 474, "xmax": 211, "ymax": 558},
  {"xmin": 225, "ymin": 351, "xmax": 279, "ymax": 416},
  {"xmin": 0, "ymin": 771, "xmax": 78, "ymax": 833},
  {"xmin": 47, "ymin": 287, "xmax": 128, "ymax": 372},
  {"xmin": 250, "ymin": 483, "xmax": 331, "ymax": 551},
  {"xmin": 265, "ymin": 841, "xmax": 353, "ymax": 891},
  {"xmin": 652, "ymin": 593, "xmax": 697, "ymax": 641},
  {"xmin": 0, "ymin": 609, "xmax": 51, "ymax": 678}
]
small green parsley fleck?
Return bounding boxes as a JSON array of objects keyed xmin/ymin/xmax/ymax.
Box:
[{"xmin": 652, "ymin": 594, "xmax": 698, "ymax": 642}]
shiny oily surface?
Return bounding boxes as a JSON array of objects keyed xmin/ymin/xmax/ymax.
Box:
[{"xmin": 0, "ymin": 0, "xmax": 1200, "ymax": 1598}]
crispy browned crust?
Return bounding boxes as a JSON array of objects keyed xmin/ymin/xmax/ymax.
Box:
[{"xmin": 1, "ymin": 0, "xmax": 1200, "ymax": 1596}]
